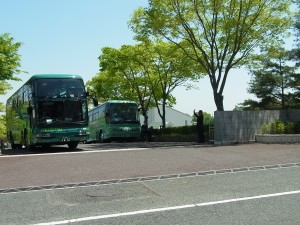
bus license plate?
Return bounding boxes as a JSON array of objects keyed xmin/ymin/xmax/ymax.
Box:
[{"xmin": 62, "ymin": 137, "xmax": 70, "ymax": 142}]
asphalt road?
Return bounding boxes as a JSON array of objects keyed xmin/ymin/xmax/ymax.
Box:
[{"xmin": 0, "ymin": 143, "xmax": 300, "ymax": 224}]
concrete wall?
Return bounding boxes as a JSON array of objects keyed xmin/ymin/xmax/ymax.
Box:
[
  {"xmin": 255, "ymin": 134, "xmax": 300, "ymax": 144},
  {"xmin": 214, "ymin": 109, "xmax": 300, "ymax": 144}
]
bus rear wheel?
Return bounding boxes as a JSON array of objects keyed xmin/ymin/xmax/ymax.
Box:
[
  {"xmin": 24, "ymin": 129, "xmax": 29, "ymax": 149},
  {"xmin": 68, "ymin": 142, "xmax": 78, "ymax": 150},
  {"xmin": 10, "ymin": 132, "xmax": 16, "ymax": 149}
]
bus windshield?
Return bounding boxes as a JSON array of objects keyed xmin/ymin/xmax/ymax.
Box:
[
  {"xmin": 36, "ymin": 78, "xmax": 85, "ymax": 99},
  {"xmin": 36, "ymin": 79, "xmax": 88, "ymax": 127},
  {"xmin": 109, "ymin": 103, "xmax": 140, "ymax": 124},
  {"xmin": 37, "ymin": 100, "xmax": 87, "ymax": 127}
]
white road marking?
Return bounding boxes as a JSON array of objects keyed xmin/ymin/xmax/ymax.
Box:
[
  {"xmin": 0, "ymin": 147, "xmax": 150, "ymax": 158},
  {"xmin": 34, "ymin": 189, "xmax": 300, "ymax": 225}
]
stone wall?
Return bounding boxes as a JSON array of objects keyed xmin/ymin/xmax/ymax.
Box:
[
  {"xmin": 255, "ymin": 134, "xmax": 300, "ymax": 144},
  {"xmin": 214, "ymin": 109, "xmax": 300, "ymax": 144}
]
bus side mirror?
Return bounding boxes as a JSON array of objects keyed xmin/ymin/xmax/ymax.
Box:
[{"xmin": 27, "ymin": 106, "xmax": 33, "ymax": 115}]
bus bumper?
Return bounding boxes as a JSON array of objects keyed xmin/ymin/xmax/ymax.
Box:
[{"xmin": 32, "ymin": 128, "xmax": 90, "ymax": 145}]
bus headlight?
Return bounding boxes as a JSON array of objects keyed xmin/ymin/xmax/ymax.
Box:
[
  {"xmin": 79, "ymin": 130, "xmax": 90, "ymax": 136},
  {"xmin": 120, "ymin": 127, "xmax": 132, "ymax": 131}
]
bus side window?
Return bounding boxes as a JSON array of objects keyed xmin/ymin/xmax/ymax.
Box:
[{"xmin": 105, "ymin": 109, "xmax": 110, "ymax": 123}]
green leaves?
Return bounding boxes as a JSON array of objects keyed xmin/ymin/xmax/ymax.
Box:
[
  {"xmin": 0, "ymin": 33, "xmax": 22, "ymax": 138},
  {"xmin": 130, "ymin": 0, "xmax": 292, "ymax": 111},
  {"xmin": 236, "ymin": 47, "xmax": 300, "ymax": 110},
  {"xmin": 0, "ymin": 33, "xmax": 23, "ymax": 115},
  {"xmin": 0, "ymin": 33, "xmax": 22, "ymax": 82},
  {"xmin": 87, "ymin": 40, "xmax": 201, "ymax": 127},
  {"xmin": 0, "ymin": 80, "xmax": 12, "ymax": 95}
]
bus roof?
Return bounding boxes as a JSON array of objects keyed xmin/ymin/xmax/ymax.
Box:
[
  {"xmin": 105, "ymin": 100, "xmax": 137, "ymax": 104},
  {"xmin": 29, "ymin": 74, "xmax": 83, "ymax": 80},
  {"xmin": 88, "ymin": 100, "xmax": 138, "ymax": 113}
]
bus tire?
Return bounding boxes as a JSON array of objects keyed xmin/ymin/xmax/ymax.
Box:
[
  {"xmin": 28, "ymin": 145, "xmax": 36, "ymax": 150},
  {"xmin": 10, "ymin": 132, "xmax": 16, "ymax": 149},
  {"xmin": 24, "ymin": 129, "xmax": 29, "ymax": 149},
  {"xmin": 68, "ymin": 142, "xmax": 78, "ymax": 150}
]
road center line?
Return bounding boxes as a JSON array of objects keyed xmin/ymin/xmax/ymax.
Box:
[{"xmin": 34, "ymin": 189, "xmax": 300, "ymax": 225}]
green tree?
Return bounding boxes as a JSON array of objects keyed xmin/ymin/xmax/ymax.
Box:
[
  {"xmin": 0, "ymin": 33, "xmax": 22, "ymax": 81},
  {"xmin": 0, "ymin": 33, "xmax": 23, "ymax": 138},
  {"xmin": 87, "ymin": 42, "xmax": 199, "ymax": 127},
  {"xmin": 130, "ymin": 0, "xmax": 292, "ymax": 111},
  {"xmin": 86, "ymin": 45, "xmax": 156, "ymax": 124},
  {"xmin": 0, "ymin": 33, "xmax": 22, "ymax": 110},
  {"xmin": 192, "ymin": 111, "xmax": 214, "ymax": 126},
  {"xmin": 234, "ymin": 98, "xmax": 278, "ymax": 110},
  {"xmin": 142, "ymin": 40, "xmax": 199, "ymax": 127},
  {"xmin": 236, "ymin": 47, "xmax": 299, "ymax": 110},
  {"xmin": 0, "ymin": 115, "xmax": 6, "ymax": 140},
  {"xmin": 288, "ymin": 0, "xmax": 300, "ymax": 107},
  {"xmin": 290, "ymin": 0, "xmax": 300, "ymax": 66},
  {"xmin": 289, "ymin": 72, "xmax": 300, "ymax": 107}
]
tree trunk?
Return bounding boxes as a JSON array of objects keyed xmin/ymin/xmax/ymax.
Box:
[
  {"xmin": 210, "ymin": 73, "xmax": 225, "ymax": 111},
  {"xmin": 162, "ymin": 104, "xmax": 166, "ymax": 128},
  {"xmin": 214, "ymin": 92, "xmax": 224, "ymax": 111},
  {"xmin": 142, "ymin": 110, "xmax": 148, "ymax": 125}
]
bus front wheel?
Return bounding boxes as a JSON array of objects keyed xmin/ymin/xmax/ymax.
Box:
[{"xmin": 68, "ymin": 142, "xmax": 78, "ymax": 150}]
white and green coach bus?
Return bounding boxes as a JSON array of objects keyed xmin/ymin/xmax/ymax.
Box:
[
  {"xmin": 6, "ymin": 74, "xmax": 90, "ymax": 150},
  {"xmin": 87, "ymin": 100, "xmax": 141, "ymax": 143}
]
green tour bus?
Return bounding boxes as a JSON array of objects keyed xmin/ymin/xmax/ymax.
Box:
[
  {"xmin": 6, "ymin": 74, "xmax": 90, "ymax": 150},
  {"xmin": 87, "ymin": 100, "xmax": 141, "ymax": 143}
]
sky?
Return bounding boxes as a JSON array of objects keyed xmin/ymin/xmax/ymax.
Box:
[{"xmin": 0, "ymin": 0, "xmax": 292, "ymax": 116}]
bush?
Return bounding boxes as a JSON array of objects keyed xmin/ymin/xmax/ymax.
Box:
[
  {"xmin": 262, "ymin": 123, "xmax": 270, "ymax": 134},
  {"xmin": 270, "ymin": 121, "xmax": 277, "ymax": 134},
  {"xmin": 153, "ymin": 124, "xmax": 210, "ymax": 136},
  {"xmin": 285, "ymin": 121, "xmax": 294, "ymax": 134},
  {"xmin": 261, "ymin": 120, "xmax": 300, "ymax": 134},
  {"xmin": 294, "ymin": 121, "xmax": 300, "ymax": 133},
  {"xmin": 275, "ymin": 120, "xmax": 285, "ymax": 134}
]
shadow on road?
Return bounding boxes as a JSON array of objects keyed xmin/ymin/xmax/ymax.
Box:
[
  {"xmin": 83, "ymin": 141, "xmax": 208, "ymax": 150},
  {"xmin": 0, "ymin": 145, "xmax": 84, "ymax": 156},
  {"xmin": 1, "ymin": 142, "xmax": 212, "ymax": 156}
]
